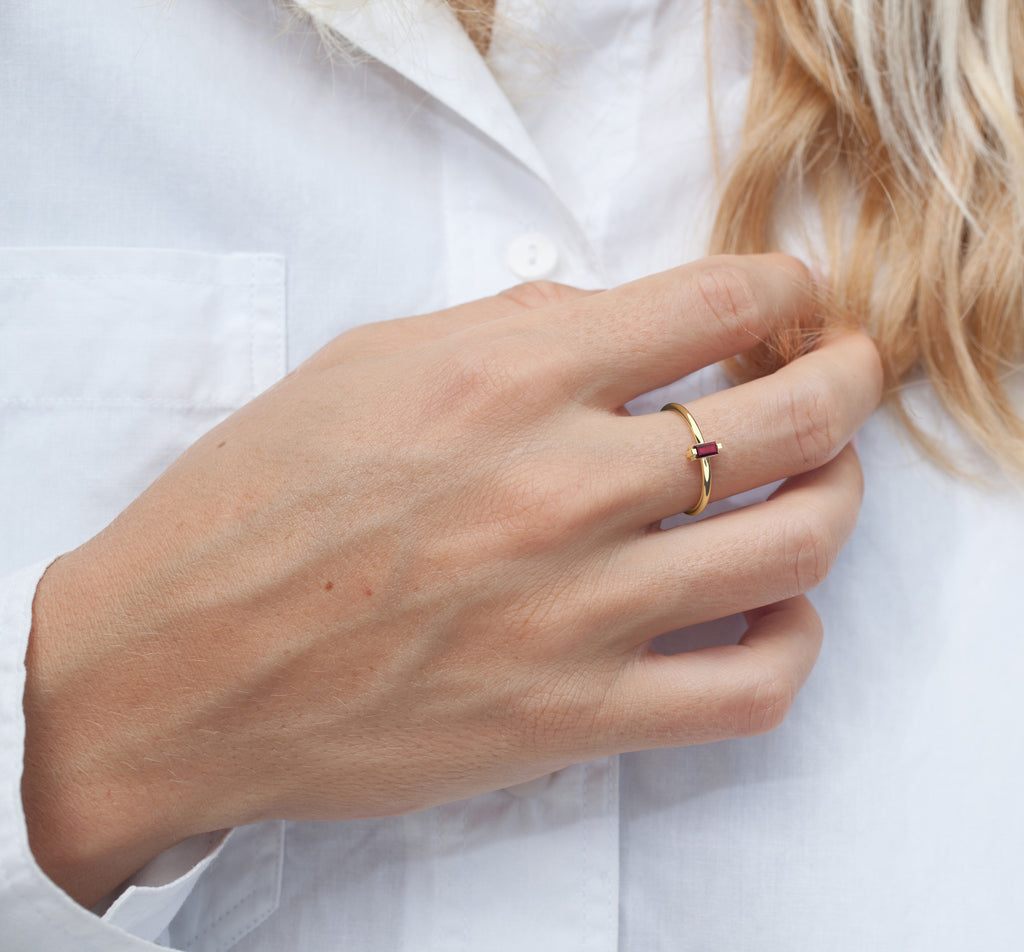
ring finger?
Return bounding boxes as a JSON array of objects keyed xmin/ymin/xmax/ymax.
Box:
[{"xmin": 597, "ymin": 331, "xmax": 881, "ymax": 528}]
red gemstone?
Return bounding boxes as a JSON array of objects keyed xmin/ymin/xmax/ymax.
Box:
[{"xmin": 693, "ymin": 441, "xmax": 720, "ymax": 459}]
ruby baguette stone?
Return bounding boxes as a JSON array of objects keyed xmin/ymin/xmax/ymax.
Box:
[{"xmin": 690, "ymin": 441, "xmax": 722, "ymax": 460}]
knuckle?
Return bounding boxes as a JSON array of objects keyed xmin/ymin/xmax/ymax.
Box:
[
  {"xmin": 738, "ymin": 666, "xmax": 799, "ymax": 736},
  {"xmin": 434, "ymin": 339, "xmax": 526, "ymax": 409},
  {"xmin": 499, "ymin": 280, "xmax": 577, "ymax": 311},
  {"xmin": 337, "ymin": 320, "xmax": 382, "ymax": 348},
  {"xmin": 786, "ymin": 374, "xmax": 841, "ymax": 468},
  {"xmin": 487, "ymin": 461, "xmax": 584, "ymax": 550},
  {"xmin": 783, "ymin": 504, "xmax": 839, "ymax": 593},
  {"xmin": 765, "ymin": 251, "xmax": 814, "ymax": 280},
  {"xmin": 431, "ymin": 333, "xmax": 564, "ymax": 417},
  {"xmin": 505, "ymin": 671, "xmax": 597, "ymax": 753},
  {"xmin": 695, "ymin": 259, "xmax": 760, "ymax": 338}
]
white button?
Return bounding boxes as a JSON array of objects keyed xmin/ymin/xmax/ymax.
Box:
[{"xmin": 505, "ymin": 232, "xmax": 559, "ymax": 280}]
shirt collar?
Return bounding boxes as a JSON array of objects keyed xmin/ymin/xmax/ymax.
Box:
[{"xmin": 292, "ymin": 0, "xmax": 555, "ymax": 187}]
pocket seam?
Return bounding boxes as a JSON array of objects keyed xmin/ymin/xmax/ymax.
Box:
[
  {"xmin": 180, "ymin": 822, "xmax": 286, "ymax": 952},
  {"xmin": 0, "ymin": 249, "xmax": 286, "ymax": 407}
]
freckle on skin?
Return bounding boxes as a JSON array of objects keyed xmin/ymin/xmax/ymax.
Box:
[
  {"xmin": 324, "ymin": 581, "xmax": 334, "ymax": 591},
  {"xmin": 217, "ymin": 440, "xmax": 226, "ymax": 449}
]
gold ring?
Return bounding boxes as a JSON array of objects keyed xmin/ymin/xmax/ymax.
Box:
[{"xmin": 661, "ymin": 403, "xmax": 722, "ymax": 516}]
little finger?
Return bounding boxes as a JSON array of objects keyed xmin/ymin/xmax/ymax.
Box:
[
  {"xmin": 598, "ymin": 444, "xmax": 863, "ymax": 648},
  {"xmin": 597, "ymin": 595, "xmax": 823, "ymax": 750}
]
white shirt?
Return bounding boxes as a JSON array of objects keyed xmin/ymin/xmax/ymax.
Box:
[{"xmin": 2, "ymin": 1, "xmax": 1022, "ymax": 949}]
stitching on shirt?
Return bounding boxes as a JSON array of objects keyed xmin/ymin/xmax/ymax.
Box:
[
  {"xmin": 212, "ymin": 906, "xmax": 272, "ymax": 952},
  {"xmin": 458, "ymin": 802, "xmax": 468, "ymax": 952},
  {"xmin": 0, "ymin": 258, "xmax": 288, "ymax": 409},
  {"xmin": 604, "ymin": 760, "xmax": 615, "ymax": 949},
  {"xmin": 582, "ymin": 762, "xmax": 591, "ymax": 951},
  {"xmin": 248, "ymin": 257, "xmax": 258, "ymax": 397},
  {"xmin": 182, "ymin": 823, "xmax": 284, "ymax": 952},
  {"xmin": 180, "ymin": 882, "xmax": 263, "ymax": 950},
  {"xmin": 207, "ymin": 874, "xmax": 283, "ymax": 952},
  {"xmin": 431, "ymin": 804, "xmax": 441, "ymax": 951},
  {"xmin": 223, "ymin": 821, "xmax": 284, "ymax": 950},
  {"xmin": 273, "ymin": 260, "xmax": 287, "ymax": 381},
  {"xmin": 0, "ymin": 275, "xmax": 274, "ymax": 288}
]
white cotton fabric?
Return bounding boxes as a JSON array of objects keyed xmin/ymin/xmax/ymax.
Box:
[{"xmin": 1, "ymin": 0, "xmax": 1022, "ymax": 949}]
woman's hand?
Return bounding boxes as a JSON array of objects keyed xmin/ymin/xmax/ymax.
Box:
[{"xmin": 22, "ymin": 254, "xmax": 882, "ymax": 906}]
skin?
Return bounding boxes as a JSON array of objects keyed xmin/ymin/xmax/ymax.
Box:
[{"xmin": 21, "ymin": 254, "xmax": 882, "ymax": 908}]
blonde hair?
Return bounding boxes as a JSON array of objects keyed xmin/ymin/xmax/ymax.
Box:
[
  {"xmin": 294, "ymin": 0, "xmax": 1024, "ymax": 475},
  {"xmin": 711, "ymin": 0, "xmax": 1024, "ymax": 476}
]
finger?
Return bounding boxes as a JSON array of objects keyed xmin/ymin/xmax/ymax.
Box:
[
  {"xmin": 601, "ymin": 331, "xmax": 882, "ymax": 526},
  {"xmin": 312, "ymin": 282, "xmax": 600, "ymax": 367},
  {"xmin": 597, "ymin": 444, "xmax": 863, "ymax": 646},
  {"xmin": 599, "ymin": 595, "xmax": 822, "ymax": 750},
  {"xmin": 508, "ymin": 253, "xmax": 820, "ymax": 407}
]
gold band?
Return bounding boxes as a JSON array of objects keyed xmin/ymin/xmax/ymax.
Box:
[{"xmin": 661, "ymin": 403, "xmax": 722, "ymax": 516}]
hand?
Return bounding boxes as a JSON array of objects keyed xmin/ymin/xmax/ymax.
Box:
[{"xmin": 22, "ymin": 254, "xmax": 882, "ymax": 906}]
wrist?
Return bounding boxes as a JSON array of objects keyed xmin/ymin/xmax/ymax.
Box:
[{"xmin": 20, "ymin": 550, "xmax": 212, "ymax": 907}]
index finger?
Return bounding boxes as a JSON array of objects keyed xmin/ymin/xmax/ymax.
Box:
[{"xmin": 518, "ymin": 254, "xmax": 819, "ymax": 408}]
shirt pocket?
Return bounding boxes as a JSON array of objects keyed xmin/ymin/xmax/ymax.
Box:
[
  {"xmin": 0, "ymin": 247, "xmax": 286, "ymax": 573},
  {"xmin": 163, "ymin": 822, "xmax": 286, "ymax": 952}
]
